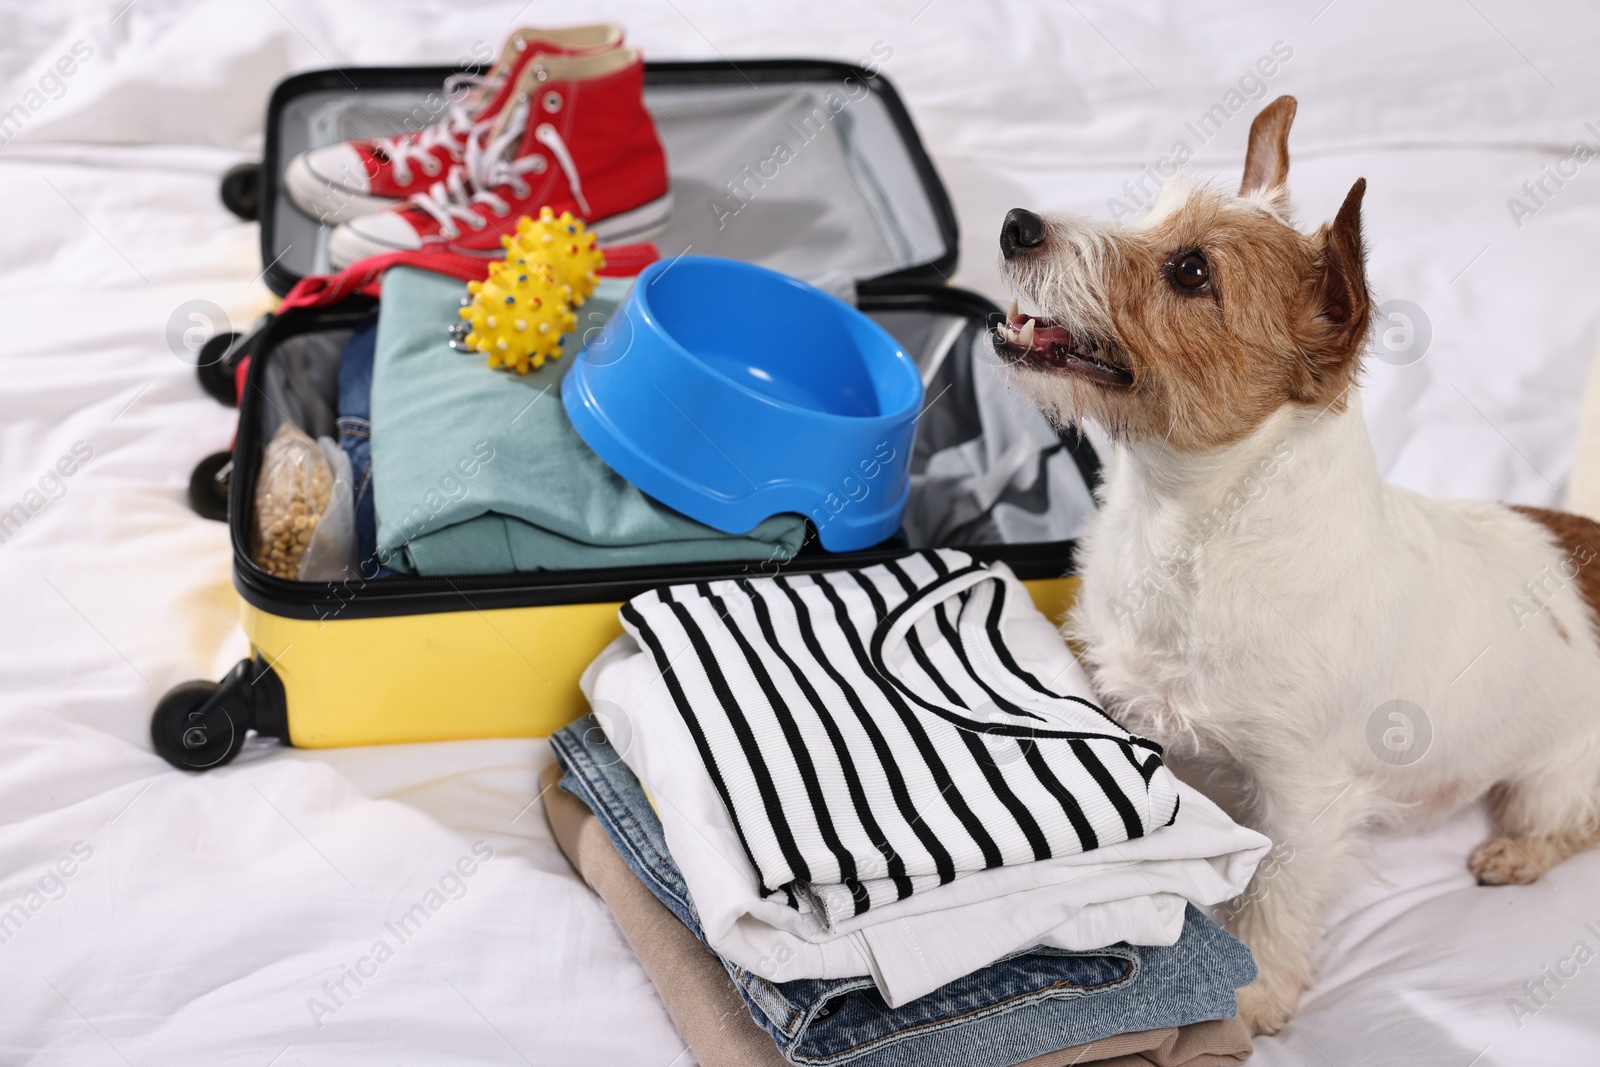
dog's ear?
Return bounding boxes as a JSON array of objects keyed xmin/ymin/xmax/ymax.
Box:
[
  {"xmin": 1305, "ymin": 178, "xmax": 1371, "ymax": 368},
  {"xmin": 1240, "ymin": 96, "xmax": 1297, "ymax": 201}
]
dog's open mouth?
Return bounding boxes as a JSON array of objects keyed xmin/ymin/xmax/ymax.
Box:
[{"xmin": 992, "ymin": 302, "xmax": 1134, "ymax": 387}]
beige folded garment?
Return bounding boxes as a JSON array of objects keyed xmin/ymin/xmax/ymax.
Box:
[{"xmin": 541, "ymin": 762, "xmax": 1252, "ymax": 1067}]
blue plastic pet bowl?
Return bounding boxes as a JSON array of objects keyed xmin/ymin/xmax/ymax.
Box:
[{"xmin": 562, "ymin": 256, "xmax": 923, "ymax": 552}]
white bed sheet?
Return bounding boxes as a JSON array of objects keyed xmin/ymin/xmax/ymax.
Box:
[{"xmin": 2, "ymin": 1, "xmax": 1598, "ymax": 1064}]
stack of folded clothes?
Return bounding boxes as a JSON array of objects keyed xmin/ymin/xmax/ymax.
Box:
[
  {"xmin": 364, "ymin": 266, "xmax": 807, "ymax": 574},
  {"xmin": 546, "ymin": 549, "xmax": 1270, "ymax": 1066}
]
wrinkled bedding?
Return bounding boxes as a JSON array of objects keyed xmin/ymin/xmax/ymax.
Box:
[{"xmin": 2, "ymin": 2, "xmax": 1598, "ymax": 1064}]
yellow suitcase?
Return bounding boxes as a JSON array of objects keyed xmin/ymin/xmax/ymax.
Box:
[{"xmin": 152, "ymin": 61, "xmax": 1099, "ymax": 770}]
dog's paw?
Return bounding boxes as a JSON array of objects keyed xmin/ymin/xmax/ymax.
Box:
[
  {"xmin": 1236, "ymin": 972, "xmax": 1302, "ymax": 1036},
  {"xmin": 1469, "ymin": 836, "xmax": 1547, "ymax": 885}
]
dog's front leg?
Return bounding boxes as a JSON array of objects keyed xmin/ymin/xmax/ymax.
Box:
[{"xmin": 1225, "ymin": 783, "xmax": 1365, "ymax": 1035}]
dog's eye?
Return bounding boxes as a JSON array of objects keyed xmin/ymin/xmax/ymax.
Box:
[{"xmin": 1171, "ymin": 251, "xmax": 1210, "ymax": 291}]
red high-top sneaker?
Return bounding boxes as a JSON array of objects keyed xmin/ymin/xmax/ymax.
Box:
[
  {"xmin": 327, "ymin": 48, "xmax": 670, "ymax": 267},
  {"xmin": 284, "ymin": 24, "xmax": 622, "ymax": 224}
]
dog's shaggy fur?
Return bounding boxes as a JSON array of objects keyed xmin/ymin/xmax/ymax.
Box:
[{"xmin": 996, "ymin": 96, "xmax": 1600, "ymax": 1034}]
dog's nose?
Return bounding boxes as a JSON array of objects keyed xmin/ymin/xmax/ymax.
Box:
[{"xmin": 1000, "ymin": 208, "xmax": 1047, "ymax": 260}]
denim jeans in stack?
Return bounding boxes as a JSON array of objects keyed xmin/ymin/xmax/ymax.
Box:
[{"xmin": 550, "ymin": 715, "xmax": 1255, "ymax": 1067}]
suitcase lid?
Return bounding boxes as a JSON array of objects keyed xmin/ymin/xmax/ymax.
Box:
[{"xmin": 259, "ymin": 59, "xmax": 959, "ymax": 298}]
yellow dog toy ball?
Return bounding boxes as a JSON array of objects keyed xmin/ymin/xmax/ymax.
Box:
[
  {"xmin": 457, "ymin": 263, "xmax": 576, "ymax": 374},
  {"xmin": 501, "ymin": 206, "xmax": 605, "ymax": 307}
]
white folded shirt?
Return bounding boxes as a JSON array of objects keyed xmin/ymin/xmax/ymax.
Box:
[
  {"xmin": 612, "ymin": 552, "xmax": 1184, "ymax": 925},
  {"xmin": 582, "ymin": 560, "xmax": 1269, "ymax": 1007}
]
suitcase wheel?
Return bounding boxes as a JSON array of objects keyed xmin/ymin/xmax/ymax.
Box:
[
  {"xmin": 188, "ymin": 450, "xmax": 232, "ymax": 523},
  {"xmin": 220, "ymin": 162, "xmax": 260, "ymax": 221},
  {"xmin": 197, "ymin": 331, "xmax": 243, "ymax": 406},
  {"xmin": 151, "ymin": 679, "xmax": 246, "ymax": 771},
  {"xmin": 151, "ymin": 657, "xmax": 288, "ymax": 772}
]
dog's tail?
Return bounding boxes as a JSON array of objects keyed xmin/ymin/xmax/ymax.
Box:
[{"xmin": 1567, "ymin": 333, "xmax": 1600, "ymax": 521}]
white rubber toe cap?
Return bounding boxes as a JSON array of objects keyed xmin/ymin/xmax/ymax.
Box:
[
  {"xmin": 327, "ymin": 211, "xmax": 424, "ymax": 268},
  {"xmin": 285, "ymin": 145, "xmax": 396, "ymax": 224},
  {"xmin": 304, "ymin": 144, "xmax": 370, "ymax": 193}
]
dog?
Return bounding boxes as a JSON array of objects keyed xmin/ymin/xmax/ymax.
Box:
[{"xmin": 993, "ymin": 94, "xmax": 1600, "ymax": 1034}]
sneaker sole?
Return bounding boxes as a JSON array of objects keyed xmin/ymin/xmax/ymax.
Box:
[
  {"xmin": 284, "ymin": 153, "xmax": 404, "ymax": 225},
  {"xmin": 445, "ymin": 192, "xmax": 675, "ymax": 254},
  {"xmin": 589, "ymin": 191, "xmax": 674, "ymax": 245},
  {"xmin": 327, "ymin": 191, "xmax": 675, "ymax": 269}
]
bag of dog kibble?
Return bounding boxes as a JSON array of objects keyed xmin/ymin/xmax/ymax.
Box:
[{"xmin": 253, "ymin": 422, "xmax": 356, "ymax": 581}]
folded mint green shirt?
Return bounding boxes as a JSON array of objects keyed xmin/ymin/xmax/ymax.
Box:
[{"xmin": 370, "ymin": 267, "xmax": 805, "ymax": 575}]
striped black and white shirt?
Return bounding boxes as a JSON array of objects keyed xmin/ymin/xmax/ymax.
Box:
[{"xmin": 617, "ymin": 550, "xmax": 1180, "ymax": 927}]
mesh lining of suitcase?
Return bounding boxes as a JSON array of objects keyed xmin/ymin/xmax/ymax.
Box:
[
  {"xmin": 240, "ymin": 295, "xmax": 1096, "ymax": 615},
  {"xmin": 270, "ymin": 77, "xmax": 945, "ymax": 294}
]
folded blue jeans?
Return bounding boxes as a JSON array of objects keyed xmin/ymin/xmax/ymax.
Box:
[
  {"xmin": 337, "ymin": 310, "xmax": 381, "ymax": 572},
  {"xmin": 550, "ymin": 715, "xmax": 1254, "ymax": 1067}
]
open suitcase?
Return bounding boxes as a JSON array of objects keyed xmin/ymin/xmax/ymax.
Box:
[{"xmin": 154, "ymin": 59, "xmax": 1101, "ymax": 771}]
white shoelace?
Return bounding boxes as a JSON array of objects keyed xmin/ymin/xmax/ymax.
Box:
[
  {"xmin": 407, "ymin": 95, "xmax": 589, "ymax": 238},
  {"xmin": 371, "ymin": 72, "xmax": 497, "ymax": 186},
  {"xmin": 534, "ymin": 122, "xmax": 590, "ymax": 216}
]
